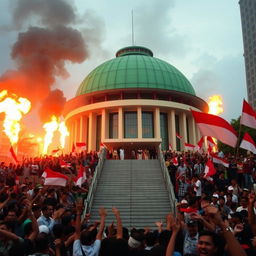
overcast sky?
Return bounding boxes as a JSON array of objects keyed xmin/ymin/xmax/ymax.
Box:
[{"xmin": 0, "ymin": 0, "xmax": 246, "ymax": 123}]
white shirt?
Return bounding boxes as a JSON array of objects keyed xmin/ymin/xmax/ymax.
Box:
[
  {"xmin": 194, "ymin": 180, "xmax": 202, "ymax": 197},
  {"xmin": 73, "ymin": 239, "xmax": 101, "ymax": 256}
]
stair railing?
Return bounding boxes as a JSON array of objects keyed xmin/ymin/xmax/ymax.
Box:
[
  {"xmin": 83, "ymin": 148, "xmax": 107, "ymax": 218},
  {"xmin": 157, "ymin": 146, "xmax": 177, "ymax": 216}
]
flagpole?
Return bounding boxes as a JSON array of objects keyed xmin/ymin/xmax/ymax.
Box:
[{"xmin": 235, "ymin": 120, "xmax": 242, "ymax": 159}]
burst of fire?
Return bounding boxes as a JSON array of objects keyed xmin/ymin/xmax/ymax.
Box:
[
  {"xmin": 43, "ymin": 116, "xmax": 59, "ymax": 155},
  {"xmin": 208, "ymin": 95, "xmax": 223, "ymax": 115},
  {"xmin": 58, "ymin": 121, "xmax": 69, "ymax": 149},
  {"xmin": 0, "ymin": 90, "xmax": 31, "ymax": 145},
  {"xmin": 43, "ymin": 116, "xmax": 69, "ymax": 155}
]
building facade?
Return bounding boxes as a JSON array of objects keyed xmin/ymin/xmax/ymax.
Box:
[
  {"xmin": 239, "ymin": 0, "xmax": 256, "ymax": 108},
  {"xmin": 63, "ymin": 46, "xmax": 208, "ymax": 154}
]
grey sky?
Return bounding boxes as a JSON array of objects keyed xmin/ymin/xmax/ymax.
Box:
[{"xmin": 0, "ymin": 0, "xmax": 246, "ymax": 123}]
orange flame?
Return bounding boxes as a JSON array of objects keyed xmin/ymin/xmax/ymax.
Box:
[
  {"xmin": 43, "ymin": 116, "xmax": 69, "ymax": 154},
  {"xmin": 43, "ymin": 115, "xmax": 58, "ymax": 154},
  {"xmin": 0, "ymin": 90, "xmax": 31, "ymax": 145},
  {"xmin": 58, "ymin": 121, "xmax": 69, "ymax": 149},
  {"xmin": 208, "ymin": 95, "xmax": 223, "ymax": 115}
]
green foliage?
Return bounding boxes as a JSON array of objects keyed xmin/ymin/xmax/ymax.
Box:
[{"xmin": 217, "ymin": 116, "xmax": 256, "ymax": 156}]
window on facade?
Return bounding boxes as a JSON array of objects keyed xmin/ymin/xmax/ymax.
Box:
[
  {"xmin": 109, "ymin": 113, "xmax": 118, "ymax": 139},
  {"xmin": 124, "ymin": 112, "xmax": 138, "ymax": 138},
  {"xmin": 160, "ymin": 113, "xmax": 168, "ymax": 150},
  {"xmin": 142, "ymin": 112, "xmax": 154, "ymax": 138}
]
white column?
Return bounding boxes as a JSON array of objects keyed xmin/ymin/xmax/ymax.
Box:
[
  {"xmin": 154, "ymin": 108, "xmax": 160, "ymax": 139},
  {"xmin": 179, "ymin": 112, "xmax": 187, "ymax": 150},
  {"xmin": 118, "ymin": 107, "xmax": 123, "ymax": 139},
  {"xmin": 168, "ymin": 110, "xmax": 176, "ymax": 150},
  {"xmin": 88, "ymin": 112, "xmax": 97, "ymax": 151},
  {"xmin": 79, "ymin": 115, "xmax": 88, "ymax": 144},
  {"xmin": 189, "ymin": 115, "xmax": 196, "ymax": 145},
  {"xmin": 101, "ymin": 109, "xmax": 107, "ymax": 140},
  {"xmin": 137, "ymin": 107, "xmax": 142, "ymax": 138}
]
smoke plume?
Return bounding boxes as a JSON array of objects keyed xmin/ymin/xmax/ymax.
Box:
[{"xmin": 0, "ymin": 0, "xmax": 88, "ymax": 123}]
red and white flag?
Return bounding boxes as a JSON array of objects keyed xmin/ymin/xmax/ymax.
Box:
[
  {"xmin": 204, "ymin": 158, "xmax": 216, "ymax": 178},
  {"xmin": 42, "ymin": 168, "xmax": 68, "ymax": 187},
  {"xmin": 211, "ymin": 154, "xmax": 229, "ymax": 168},
  {"xmin": 75, "ymin": 165, "xmax": 87, "ymax": 187},
  {"xmin": 191, "ymin": 110, "xmax": 237, "ymax": 148},
  {"xmin": 10, "ymin": 146, "xmax": 18, "ymax": 164},
  {"xmin": 172, "ymin": 157, "xmax": 178, "ymax": 166},
  {"xmin": 100, "ymin": 142, "xmax": 106, "ymax": 149},
  {"xmin": 76, "ymin": 142, "xmax": 87, "ymax": 150},
  {"xmin": 51, "ymin": 148, "xmax": 60, "ymax": 154},
  {"xmin": 240, "ymin": 132, "xmax": 256, "ymax": 154},
  {"xmin": 60, "ymin": 160, "xmax": 71, "ymax": 168},
  {"xmin": 176, "ymin": 133, "xmax": 183, "ymax": 140},
  {"xmin": 240, "ymin": 99, "xmax": 256, "ymax": 129},
  {"xmin": 184, "ymin": 143, "xmax": 195, "ymax": 151},
  {"xmin": 169, "ymin": 144, "xmax": 173, "ymax": 151},
  {"xmin": 196, "ymin": 136, "xmax": 204, "ymax": 150},
  {"xmin": 15, "ymin": 176, "xmax": 19, "ymax": 185}
]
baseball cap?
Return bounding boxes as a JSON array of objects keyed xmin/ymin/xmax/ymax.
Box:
[
  {"xmin": 39, "ymin": 225, "xmax": 50, "ymax": 234},
  {"xmin": 212, "ymin": 194, "xmax": 219, "ymax": 199},
  {"xmin": 181, "ymin": 199, "xmax": 188, "ymax": 204}
]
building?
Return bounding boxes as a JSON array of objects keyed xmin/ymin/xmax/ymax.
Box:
[
  {"xmin": 239, "ymin": 0, "xmax": 256, "ymax": 108},
  {"xmin": 63, "ymin": 46, "xmax": 208, "ymax": 154}
]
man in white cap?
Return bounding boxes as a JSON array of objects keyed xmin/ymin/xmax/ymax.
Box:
[{"xmin": 224, "ymin": 186, "xmax": 238, "ymax": 203}]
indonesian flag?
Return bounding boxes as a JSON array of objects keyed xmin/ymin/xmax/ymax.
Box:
[
  {"xmin": 176, "ymin": 133, "xmax": 183, "ymax": 139},
  {"xmin": 52, "ymin": 148, "xmax": 60, "ymax": 154},
  {"xmin": 169, "ymin": 144, "xmax": 173, "ymax": 151},
  {"xmin": 184, "ymin": 143, "xmax": 195, "ymax": 151},
  {"xmin": 196, "ymin": 136, "xmax": 204, "ymax": 150},
  {"xmin": 191, "ymin": 110, "xmax": 237, "ymax": 148},
  {"xmin": 60, "ymin": 160, "xmax": 71, "ymax": 168},
  {"xmin": 100, "ymin": 142, "xmax": 106, "ymax": 149},
  {"xmin": 240, "ymin": 99, "xmax": 256, "ymax": 129},
  {"xmin": 172, "ymin": 157, "xmax": 178, "ymax": 166},
  {"xmin": 240, "ymin": 132, "xmax": 256, "ymax": 154},
  {"xmin": 211, "ymin": 154, "xmax": 229, "ymax": 168},
  {"xmin": 10, "ymin": 146, "xmax": 18, "ymax": 164},
  {"xmin": 76, "ymin": 142, "xmax": 87, "ymax": 150},
  {"xmin": 75, "ymin": 165, "xmax": 87, "ymax": 187},
  {"xmin": 204, "ymin": 158, "xmax": 216, "ymax": 177},
  {"xmin": 42, "ymin": 168, "xmax": 68, "ymax": 187},
  {"xmin": 15, "ymin": 176, "xmax": 19, "ymax": 185}
]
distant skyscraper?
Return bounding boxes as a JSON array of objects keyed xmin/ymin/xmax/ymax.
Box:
[{"xmin": 239, "ymin": 0, "xmax": 256, "ymax": 109}]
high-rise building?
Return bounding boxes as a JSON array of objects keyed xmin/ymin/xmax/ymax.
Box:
[{"xmin": 239, "ymin": 0, "xmax": 256, "ymax": 108}]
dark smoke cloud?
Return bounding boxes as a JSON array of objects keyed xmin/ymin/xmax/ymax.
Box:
[
  {"xmin": 13, "ymin": 0, "xmax": 76, "ymax": 28},
  {"xmin": 12, "ymin": 26, "xmax": 87, "ymax": 86},
  {"xmin": 39, "ymin": 89, "xmax": 66, "ymax": 122},
  {"xmin": 0, "ymin": 0, "xmax": 88, "ymax": 123}
]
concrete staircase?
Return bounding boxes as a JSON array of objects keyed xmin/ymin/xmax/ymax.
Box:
[{"xmin": 89, "ymin": 160, "xmax": 172, "ymax": 229}]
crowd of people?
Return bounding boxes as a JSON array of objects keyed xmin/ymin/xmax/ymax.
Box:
[
  {"xmin": 106, "ymin": 147, "xmax": 158, "ymax": 160},
  {"xmin": 0, "ymin": 148, "xmax": 255, "ymax": 255}
]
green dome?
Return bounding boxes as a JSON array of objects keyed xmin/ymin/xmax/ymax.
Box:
[{"xmin": 76, "ymin": 46, "xmax": 196, "ymax": 96}]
